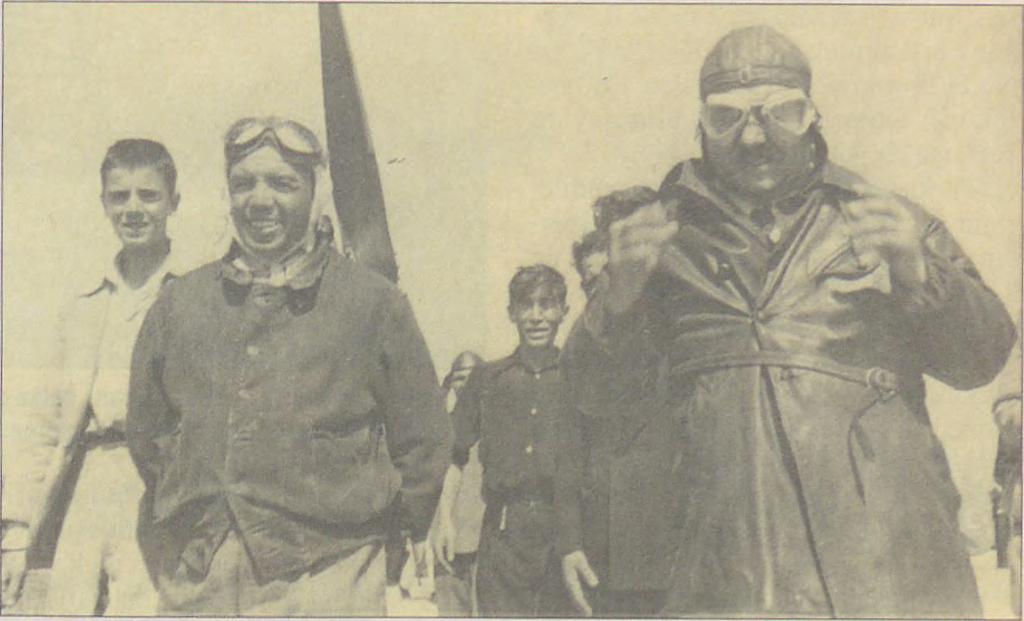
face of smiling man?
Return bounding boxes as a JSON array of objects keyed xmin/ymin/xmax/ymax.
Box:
[
  {"xmin": 508, "ymin": 283, "xmax": 568, "ymax": 350},
  {"xmin": 101, "ymin": 165, "xmax": 178, "ymax": 251},
  {"xmin": 228, "ymin": 145, "xmax": 315, "ymax": 265}
]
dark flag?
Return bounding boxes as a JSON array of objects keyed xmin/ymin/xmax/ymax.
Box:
[{"xmin": 318, "ymin": 4, "xmax": 399, "ymax": 282}]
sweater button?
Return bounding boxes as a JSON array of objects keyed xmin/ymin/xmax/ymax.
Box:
[
  {"xmin": 238, "ymin": 388, "xmax": 253, "ymax": 400},
  {"xmin": 525, "ymin": 444, "xmax": 534, "ymax": 455},
  {"xmin": 246, "ymin": 345, "xmax": 260, "ymax": 357}
]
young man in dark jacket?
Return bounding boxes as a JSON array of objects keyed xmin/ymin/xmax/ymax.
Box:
[
  {"xmin": 559, "ymin": 187, "xmax": 675, "ymax": 618},
  {"xmin": 434, "ymin": 264, "xmax": 574, "ymax": 617}
]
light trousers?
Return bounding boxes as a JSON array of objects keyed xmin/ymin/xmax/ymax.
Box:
[
  {"xmin": 45, "ymin": 446, "xmax": 157, "ymax": 615},
  {"xmin": 157, "ymin": 530, "xmax": 386, "ymax": 616}
]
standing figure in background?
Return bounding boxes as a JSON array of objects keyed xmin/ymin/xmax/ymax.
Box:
[
  {"xmin": 435, "ymin": 265, "xmax": 574, "ymax": 617},
  {"xmin": 993, "ymin": 328, "xmax": 1022, "ymax": 617},
  {"xmin": 563, "ymin": 25, "xmax": 1015, "ymax": 618},
  {"xmin": 126, "ymin": 117, "xmax": 451, "ymax": 616},
  {"xmin": 1, "ymin": 140, "xmax": 181, "ymax": 615},
  {"xmin": 559, "ymin": 187, "xmax": 675, "ymax": 618},
  {"xmin": 572, "ymin": 230, "xmax": 609, "ymax": 300},
  {"xmin": 431, "ymin": 351, "xmax": 485, "ymax": 616}
]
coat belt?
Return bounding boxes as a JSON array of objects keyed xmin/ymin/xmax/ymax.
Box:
[
  {"xmin": 669, "ymin": 350, "xmax": 901, "ymax": 502},
  {"xmin": 668, "ymin": 350, "xmax": 900, "ymax": 397}
]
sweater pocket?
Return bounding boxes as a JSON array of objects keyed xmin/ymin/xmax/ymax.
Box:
[{"xmin": 305, "ymin": 419, "xmax": 397, "ymax": 524}]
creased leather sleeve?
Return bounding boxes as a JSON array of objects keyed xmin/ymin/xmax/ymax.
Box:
[{"xmin": 901, "ymin": 216, "xmax": 1016, "ymax": 390}]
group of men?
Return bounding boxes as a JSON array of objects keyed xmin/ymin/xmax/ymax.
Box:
[{"xmin": 1, "ymin": 25, "xmax": 1018, "ymax": 618}]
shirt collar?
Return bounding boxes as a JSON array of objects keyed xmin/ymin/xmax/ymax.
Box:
[
  {"xmin": 509, "ymin": 345, "xmax": 560, "ymax": 375},
  {"xmin": 80, "ymin": 245, "xmax": 178, "ymax": 298}
]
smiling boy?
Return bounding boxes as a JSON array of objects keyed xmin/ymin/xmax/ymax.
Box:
[
  {"xmin": 434, "ymin": 264, "xmax": 574, "ymax": 616},
  {"xmin": 1, "ymin": 139, "xmax": 180, "ymax": 615}
]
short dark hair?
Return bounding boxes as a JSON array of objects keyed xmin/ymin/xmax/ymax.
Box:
[
  {"xmin": 571, "ymin": 230, "xmax": 608, "ymax": 279},
  {"xmin": 593, "ymin": 186, "xmax": 659, "ymax": 232},
  {"xmin": 508, "ymin": 264, "xmax": 567, "ymax": 307},
  {"xmin": 100, "ymin": 139, "xmax": 177, "ymax": 194}
]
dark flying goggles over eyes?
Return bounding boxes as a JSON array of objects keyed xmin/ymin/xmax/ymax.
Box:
[
  {"xmin": 701, "ymin": 93, "xmax": 818, "ymax": 140},
  {"xmin": 225, "ymin": 117, "xmax": 324, "ymax": 163}
]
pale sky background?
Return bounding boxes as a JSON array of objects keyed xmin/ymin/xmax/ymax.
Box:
[{"xmin": 2, "ymin": 3, "xmax": 1021, "ymax": 605}]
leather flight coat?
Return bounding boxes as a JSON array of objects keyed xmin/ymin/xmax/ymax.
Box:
[{"xmin": 562, "ymin": 158, "xmax": 1015, "ymax": 617}]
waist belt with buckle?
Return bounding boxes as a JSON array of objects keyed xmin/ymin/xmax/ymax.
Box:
[{"xmin": 489, "ymin": 486, "xmax": 554, "ymax": 532}]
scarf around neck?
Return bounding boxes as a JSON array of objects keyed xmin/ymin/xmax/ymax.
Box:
[{"xmin": 221, "ymin": 216, "xmax": 335, "ymax": 290}]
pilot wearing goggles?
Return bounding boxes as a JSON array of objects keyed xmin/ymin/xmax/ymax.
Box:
[
  {"xmin": 126, "ymin": 116, "xmax": 451, "ymax": 616},
  {"xmin": 559, "ymin": 24, "xmax": 1015, "ymax": 619}
]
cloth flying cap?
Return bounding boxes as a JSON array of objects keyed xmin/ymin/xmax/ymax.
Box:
[{"xmin": 700, "ymin": 26, "xmax": 811, "ymax": 99}]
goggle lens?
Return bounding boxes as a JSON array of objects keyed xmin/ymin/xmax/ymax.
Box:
[
  {"xmin": 764, "ymin": 98, "xmax": 810, "ymax": 133},
  {"xmin": 703, "ymin": 104, "xmax": 747, "ymax": 135},
  {"xmin": 701, "ymin": 94, "xmax": 816, "ymax": 139}
]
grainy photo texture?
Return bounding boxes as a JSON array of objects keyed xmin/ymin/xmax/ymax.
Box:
[{"xmin": 0, "ymin": 3, "xmax": 1021, "ymax": 618}]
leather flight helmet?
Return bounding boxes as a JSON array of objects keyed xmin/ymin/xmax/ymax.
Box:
[{"xmin": 700, "ymin": 25, "xmax": 812, "ymax": 100}]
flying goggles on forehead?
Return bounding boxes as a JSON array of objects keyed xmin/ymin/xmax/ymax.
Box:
[
  {"xmin": 700, "ymin": 92, "xmax": 818, "ymax": 141},
  {"xmin": 224, "ymin": 118, "xmax": 324, "ymax": 164}
]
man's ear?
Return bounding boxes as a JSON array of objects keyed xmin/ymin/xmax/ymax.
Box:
[
  {"xmin": 170, "ymin": 192, "xmax": 181, "ymax": 214},
  {"xmin": 507, "ymin": 304, "xmax": 516, "ymax": 323}
]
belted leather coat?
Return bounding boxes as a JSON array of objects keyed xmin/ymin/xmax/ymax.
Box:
[{"xmin": 561, "ymin": 157, "xmax": 1015, "ymax": 617}]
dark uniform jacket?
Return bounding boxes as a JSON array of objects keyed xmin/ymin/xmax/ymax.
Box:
[
  {"xmin": 557, "ymin": 314, "xmax": 680, "ymax": 592},
  {"xmin": 127, "ymin": 250, "xmax": 452, "ymax": 581},
  {"xmin": 561, "ymin": 156, "xmax": 1015, "ymax": 617},
  {"xmin": 452, "ymin": 347, "xmax": 564, "ymax": 502}
]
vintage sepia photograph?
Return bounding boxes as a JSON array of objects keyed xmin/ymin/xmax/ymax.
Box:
[{"xmin": 0, "ymin": 2, "xmax": 1021, "ymax": 618}]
